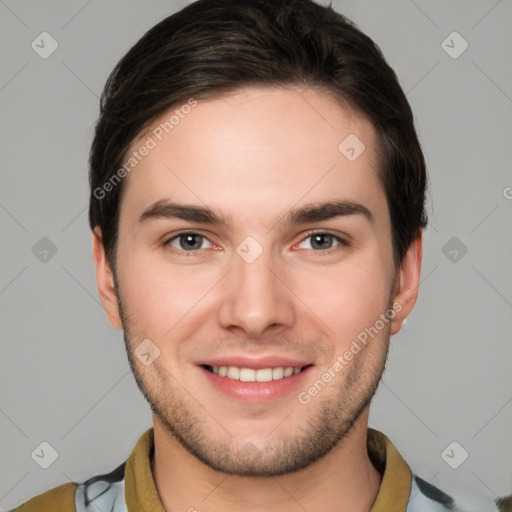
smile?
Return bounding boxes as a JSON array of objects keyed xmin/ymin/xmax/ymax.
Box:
[{"xmin": 204, "ymin": 365, "xmax": 309, "ymax": 382}]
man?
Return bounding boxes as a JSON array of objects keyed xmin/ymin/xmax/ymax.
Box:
[{"xmin": 9, "ymin": 0, "xmax": 511, "ymax": 511}]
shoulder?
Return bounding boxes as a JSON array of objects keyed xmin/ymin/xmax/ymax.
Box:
[
  {"xmin": 408, "ymin": 473, "xmax": 512, "ymax": 512},
  {"xmin": 7, "ymin": 461, "xmax": 127, "ymax": 512},
  {"xmin": 7, "ymin": 482, "xmax": 78, "ymax": 512}
]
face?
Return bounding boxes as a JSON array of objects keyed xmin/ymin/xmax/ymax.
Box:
[{"xmin": 94, "ymin": 86, "xmax": 421, "ymax": 476}]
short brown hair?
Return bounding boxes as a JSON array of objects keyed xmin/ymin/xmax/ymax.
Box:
[{"xmin": 89, "ymin": 0, "xmax": 428, "ymax": 269}]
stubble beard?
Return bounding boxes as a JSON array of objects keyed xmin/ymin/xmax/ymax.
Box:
[{"xmin": 115, "ymin": 276, "xmax": 392, "ymax": 477}]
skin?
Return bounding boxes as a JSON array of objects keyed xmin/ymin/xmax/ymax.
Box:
[{"xmin": 93, "ymin": 86, "xmax": 422, "ymax": 512}]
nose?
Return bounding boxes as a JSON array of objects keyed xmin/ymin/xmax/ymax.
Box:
[{"xmin": 217, "ymin": 245, "xmax": 296, "ymax": 338}]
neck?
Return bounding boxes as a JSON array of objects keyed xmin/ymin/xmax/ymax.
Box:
[{"xmin": 151, "ymin": 411, "xmax": 382, "ymax": 512}]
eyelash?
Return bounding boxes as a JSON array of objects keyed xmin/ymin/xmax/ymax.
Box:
[{"xmin": 162, "ymin": 231, "xmax": 349, "ymax": 257}]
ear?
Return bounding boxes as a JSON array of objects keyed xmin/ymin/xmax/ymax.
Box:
[
  {"xmin": 390, "ymin": 230, "xmax": 423, "ymax": 335},
  {"xmin": 92, "ymin": 227, "xmax": 123, "ymax": 330}
]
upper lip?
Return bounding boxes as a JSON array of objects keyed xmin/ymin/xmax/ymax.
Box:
[{"xmin": 198, "ymin": 355, "xmax": 312, "ymax": 370}]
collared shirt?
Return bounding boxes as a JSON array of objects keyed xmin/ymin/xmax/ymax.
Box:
[{"xmin": 9, "ymin": 427, "xmax": 510, "ymax": 512}]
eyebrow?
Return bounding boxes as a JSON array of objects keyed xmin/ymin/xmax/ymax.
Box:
[{"xmin": 137, "ymin": 199, "xmax": 374, "ymax": 229}]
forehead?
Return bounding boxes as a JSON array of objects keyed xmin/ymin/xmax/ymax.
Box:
[{"xmin": 119, "ymin": 86, "xmax": 386, "ymax": 228}]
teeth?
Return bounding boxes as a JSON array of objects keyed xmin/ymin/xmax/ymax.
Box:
[
  {"xmin": 272, "ymin": 367, "xmax": 284, "ymax": 380},
  {"xmin": 227, "ymin": 366, "xmax": 240, "ymax": 379},
  {"xmin": 256, "ymin": 368, "xmax": 273, "ymax": 382},
  {"xmin": 283, "ymin": 367, "xmax": 294, "ymax": 377},
  {"xmin": 210, "ymin": 365, "xmax": 303, "ymax": 382},
  {"xmin": 239, "ymin": 368, "xmax": 255, "ymax": 382}
]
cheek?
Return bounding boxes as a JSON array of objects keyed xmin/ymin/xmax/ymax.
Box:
[
  {"xmin": 117, "ymin": 224, "xmax": 394, "ymax": 347},
  {"xmin": 116, "ymin": 248, "xmax": 214, "ymax": 336},
  {"xmin": 296, "ymin": 257, "xmax": 392, "ymax": 344}
]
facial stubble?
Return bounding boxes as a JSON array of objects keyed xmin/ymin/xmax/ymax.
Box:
[{"xmin": 114, "ymin": 271, "xmax": 393, "ymax": 477}]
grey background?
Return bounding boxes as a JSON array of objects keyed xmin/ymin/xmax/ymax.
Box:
[{"xmin": 1, "ymin": 0, "xmax": 511, "ymax": 509}]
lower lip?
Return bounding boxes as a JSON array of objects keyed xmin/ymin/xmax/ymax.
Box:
[{"xmin": 199, "ymin": 366, "xmax": 313, "ymax": 403}]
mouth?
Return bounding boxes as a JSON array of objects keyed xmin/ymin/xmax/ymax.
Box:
[
  {"xmin": 202, "ymin": 364, "xmax": 313, "ymax": 382},
  {"xmin": 199, "ymin": 362, "xmax": 315, "ymax": 403}
]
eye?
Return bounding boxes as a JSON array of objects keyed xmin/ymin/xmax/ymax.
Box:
[
  {"xmin": 162, "ymin": 231, "xmax": 349, "ymax": 257},
  {"xmin": 297, "ymin": 232, "xmax": 348, "ymax": 252},
  {"xmin": 164, "ymin": 232, "xmax": 214, "ymax": 255}
]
